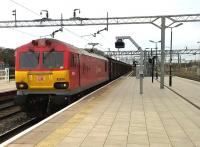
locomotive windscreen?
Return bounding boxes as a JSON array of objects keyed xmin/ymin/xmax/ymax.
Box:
[
  {"xmin": 43, "ymin": 51, "xmax": 64, "ymax": 69},
  {"xmin": 20, "ymin": 52, "xmax": 39, "ymax": 69}
]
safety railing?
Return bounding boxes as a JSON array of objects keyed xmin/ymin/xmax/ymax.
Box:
[{"xmin": 0, "ymin": 68, "xmax": 9, "ymax": 82}]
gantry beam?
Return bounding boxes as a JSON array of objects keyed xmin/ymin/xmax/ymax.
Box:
[
  {"xmin": 105, "ymin": 49, "xmax": 200, "ymax": 56},
  {"xmin": 0, "ymin": 13, "xmax": 200, "ymax": 28}
]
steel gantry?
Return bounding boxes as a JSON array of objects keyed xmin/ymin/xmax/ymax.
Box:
[
  {"xmin": 1, "ymin": 13, "xmax": 200, "ymax": 89},
  {"xmin": 105, "ymin": 49, "xmax": 200, "ymax": 56},
  {"xmin": 0, "ymin": 13, "xmax": 200, "ymax": 28}
]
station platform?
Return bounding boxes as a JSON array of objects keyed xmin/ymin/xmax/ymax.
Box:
[
  {"xmin": 2, "ymin": 76, "xmax": 200, "ymax": 147},
  {"xmin": 164, "ymin": 76, "xmax": 200, "ymax": 109},
  {"xmin": 0, "ymin": 81, "xmax": 16, "ymax": 93}
]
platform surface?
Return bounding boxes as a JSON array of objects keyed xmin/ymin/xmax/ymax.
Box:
[
  {"xmin": 3, "ymin": 76, "xmax": 200, "ymax": 147},
  {"xmin": 0, "ymin": 80, "xmax": 16, "ymax": 93},
  {"xmin": 164, "ymin": 76, "xmax": 200, "ymax": 108}
]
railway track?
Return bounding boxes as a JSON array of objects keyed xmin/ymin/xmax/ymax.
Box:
[
  {"xmin": 0, "ymin": 117, "xmax": 40, "ymax": 143},
  {"xmin": 0, "ymin": 100, "xmax": 15, "ymax": 110},
  {"xmin": 0, "ymin": 92, "xmax": 39, "ymax": 143},
  {"xmin": 0, "ymin": 91, "xmax": 20, "ymax": 120},
  {"xmin": 0, "ymin": 90, "xmax": 35, "ymax": 143},
  {"xmin": 0, "ymin": 90, "xmax": 16, "ymax": 102},
  {"xmin": 0, "ymin": 104, "xmax": 21, "ymax": 120}
]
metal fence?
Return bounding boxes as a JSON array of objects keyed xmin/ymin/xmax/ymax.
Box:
[{"xmin": 0, "ymin": 68, "xmax": 9, "ymax": 82}]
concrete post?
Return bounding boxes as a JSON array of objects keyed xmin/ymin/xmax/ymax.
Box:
[
  {"xmin": 139, "ymin": 49, "xmax": 144, "ymax": 94},
  {"xmin": 160, "ymin": 17, "xmax": 165, "ymax": 89}
]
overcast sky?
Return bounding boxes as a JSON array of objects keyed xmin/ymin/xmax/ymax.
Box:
[{"xmin": 0, "ymin": 0, "xmax": 200, "ymax": 53}]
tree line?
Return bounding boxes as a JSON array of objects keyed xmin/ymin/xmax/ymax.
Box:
[{"xmin": 0, "ymin": 47, "xmax": 15, "ymax": 67}]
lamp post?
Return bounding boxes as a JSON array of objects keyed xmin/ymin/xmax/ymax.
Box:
[
  {"xmin": 149, "ymin": 40, "xmax": 161, "ymax": 79},
  {"xmin": 169, "ymin": 23, "xmax": 183, "ymax": 87},
  {"xmin": 145, "ymin": 47, "xmax": 153, "ymax": 80}
]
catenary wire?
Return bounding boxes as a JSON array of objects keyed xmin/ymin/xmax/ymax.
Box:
[{"xmin": 9, "ymin": 0, "xmax": 93, "ymax": 46}]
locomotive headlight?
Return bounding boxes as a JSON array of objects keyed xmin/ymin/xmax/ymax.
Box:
[
  {"xmin": 54, "ymin": 82, "xmax": 69, "ymax": 89},
  {"xmin": 16, "ymin": 82, "xmax": 28, "ymax": 89},
  {"xmin": 19, "ymin": 84, "xmax": 24, "ymax": 88}
]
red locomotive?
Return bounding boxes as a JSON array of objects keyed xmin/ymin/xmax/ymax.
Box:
[{"xmin": 15, "ymin": 38, "xmax": 131, "ymax": 116}]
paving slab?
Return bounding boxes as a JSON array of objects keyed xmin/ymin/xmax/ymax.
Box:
[
  {"xmin": 164, "ymin": 76, "xmax": 200, "ymax": 108},
  {"xmin": 0, "ymin": 80, "xmax": 16, "ymax": 93}
]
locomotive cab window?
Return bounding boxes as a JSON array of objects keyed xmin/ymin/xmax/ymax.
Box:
[
  {"xmin": 43, "ymin": 51, "xmax": 64, "ymax": 69},
  {"xmin": 20, "ymin": 52, "xmax": 39, "ymax": 69}
]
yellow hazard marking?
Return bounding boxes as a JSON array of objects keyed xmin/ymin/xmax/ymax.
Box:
[{"xmin": 35, "ymin": 96, "xmax": 103, "ymax": 146}]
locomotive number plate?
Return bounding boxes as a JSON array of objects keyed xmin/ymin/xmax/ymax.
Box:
[{"xmin": 37, "ymin": 75, "xmax": 45, "ymax": 81}]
